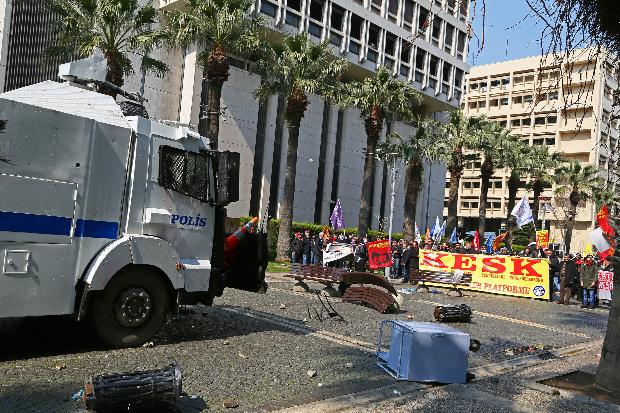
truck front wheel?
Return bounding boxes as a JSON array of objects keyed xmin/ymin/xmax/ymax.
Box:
[{"xmin": 91, "ymin": 267, "xmax": 170, "ymax": 348}]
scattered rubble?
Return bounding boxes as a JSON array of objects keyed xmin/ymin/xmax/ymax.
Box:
[{"xmin": 306, "ymin": 369, "xmax": 317, "ymax": 378}]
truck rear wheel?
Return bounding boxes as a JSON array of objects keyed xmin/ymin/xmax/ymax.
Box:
[{"xmin": 91, "ymin": 267, "xmax": 170, "ymax": 348}]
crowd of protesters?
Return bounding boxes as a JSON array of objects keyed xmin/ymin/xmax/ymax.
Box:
[{"xmin": 290, "ymin": 230, "xmax": 613, "ymax": 308}]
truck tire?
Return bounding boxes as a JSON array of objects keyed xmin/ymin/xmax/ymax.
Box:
[{"xmin": 91, "ymin": 267, "xmax": 170, "ymax": 348}]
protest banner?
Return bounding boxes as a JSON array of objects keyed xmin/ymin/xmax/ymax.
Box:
[
  {"xmin": 536, "ymin": 230, "xmax": 549, "ymax": 249},
  {"xmin": 419, "ymin": 251, "xmax": 550, "ymax": 300},
  {"xmin": 367, "ymin": 240, "xmax": 392, "ymax": 269},
  {"xmin": 598, "ymin": 270, "xmax": 614, "ymax": 301},
  {"xmin": 323, "ymin": 243, "xmax": 353, "ymax": 263}
]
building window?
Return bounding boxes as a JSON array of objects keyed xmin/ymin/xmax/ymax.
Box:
[
  {"xmin": 444, "ymin": 24, "xmax": 455, "ymax": 54},
  {"xmin": 442, "ymin": 62, "xmax": 452, "ymax": 94},
  {"xmin": 387, "ymin": 0, "xmax": 399, "ymax": 21},
  {"xmin": 400, "ymin": 43, "xmax": 412, "ymax": 77},
  {"xmin": 371, "ymin": 0, "xmax": 383, "ymax": 14},
  {"xmin": 403, "ymin": 0, "xmax": 414, "ymax": 31},
  {"xmin": 456, "ymin": 31, "xmax": 466, "ymax": 60},
  {"xmin": 428, "ymin": 55, "xmax": 440, "ymax": 89},
  {"xmin": 418, "ymin": 7, "xmax": 429, "ymax": 34},
  {"xmin": 459, "ymin": 0, "xmax": 469, "ymax": 20},
  {"xmin": 414, "ymin": 49, "xmax": 426, "ymax": 83},
  {"xmin": 260, "ymin": 0, "xmax": 277, "ymax": 17},
  {"xmin": 367, "ymin": 24, "xmax": 380, "ymax": 62},
  {"xmin": 330, "ymin": 4, "xmax": 344, "ymax": 31},
  {"xmin": 534, "ymin": 116, "xmax": 546, "ymax": 126},
  {"xmin": 431, "ymin": 16, "xmax": 442, "ymax": 46}
]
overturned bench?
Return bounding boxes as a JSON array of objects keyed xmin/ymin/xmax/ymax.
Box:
[
  {"xmin": 409, "ymin": 269, "xmax": 472, "ymax": 297},
  {"xmin": 286, "ymin": 264, "xmax": 398, "ymax": 313}
]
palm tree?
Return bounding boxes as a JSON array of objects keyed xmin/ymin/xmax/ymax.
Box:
[
  {"xmin": 376, "ymin": 123, "xmax": 442, "ymax": 240},
  {"xmin": 471, "ymin": 119, "xmax": 516, "ymax": 237},
  {"xmin": 525, "ymin": 147, "xmax": 562, "ymax": 228},
  {"xmin": 164, "ymin": 0, "xmax": 264, "ymax": 148},
  {"xmin": 434, "ymin": 110, "xmax": 486, "ymax": 238},
  {"xmin": 593, "ymin": 187, "xmax": 620, "ymax": 211},
  {"xmin": 554, "ymin": 161, "xmax": 601, "ymax": 251},
  {"xmin": 48, "ymin": 0, "xmax": 168, "ymax": 88},
  {"xmin": 343, "ymin": 67, "xmax": 422, "ymax": 237},
  {"xmin": 502, "ymin": 140, "xmax": 531, "ymax": 249},
  {"xmin": 255, "ymin": 34, "xmax": 347, "ymax": 262}
]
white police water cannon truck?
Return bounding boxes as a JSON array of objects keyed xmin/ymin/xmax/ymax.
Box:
[{"xmin": 0, "ymin": 53, "xmax": 267, "ymax": 347}]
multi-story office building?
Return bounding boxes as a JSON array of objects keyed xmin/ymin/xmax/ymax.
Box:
[
  {"xmin": 0, "ymin": 0, "xmax": 471, "ymax": 232},
  {"xmin": 449, "ymin": 49, "xmax": 620, "ymax": 251}
]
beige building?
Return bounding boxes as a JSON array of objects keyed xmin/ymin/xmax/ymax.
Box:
[{"xmin": 446, "ymin": 49, "xmax": 620, "ymax": 251}]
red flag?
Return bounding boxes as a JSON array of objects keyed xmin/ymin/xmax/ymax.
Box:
[
  {"xmin": 493, "ymin": 232, "xmax": 508, "ymax": 251},
  {"xmin": 473, "ymin": 230, "xmax": 480, "ymax": 250},
  {"xmin": 597, "ymin": 205, "xmax": 615, "ymax": 236}
]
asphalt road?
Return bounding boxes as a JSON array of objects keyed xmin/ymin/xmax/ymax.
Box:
[{"xmin": 0, "ymin": 275, "xmax": 609, "ymax": 412}]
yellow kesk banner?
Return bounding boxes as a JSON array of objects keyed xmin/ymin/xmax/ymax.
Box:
[{"xmin": 419, "ymin": 251, "xmax": 550, "ymax": 300}]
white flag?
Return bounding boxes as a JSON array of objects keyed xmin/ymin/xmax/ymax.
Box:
[
  {"xmin": 511, "ymin": 195, "xmax": 534, "ymax": 228},
  {"xmin": 414, "ymin": 222, "xmax": 422, "ymax": 242},
  {"xmin": 590, "ymin": 227, "xmax": 611, "ymax": 253}
]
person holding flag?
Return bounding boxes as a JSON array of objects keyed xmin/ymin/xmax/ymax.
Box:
[
  {"xmin": 472, "ymin": 230, "xmax": 480, "ymax": 252},
  {"xmin": 511, "ymin": 195, "xmax": 534, "ymax": 228},
  {"xmin": 414, "ymin": 222, "xmax": 422, "ymax": 243},
  {"xmin": 330, "ymin": 199, "xmax": 344, "ymax": 230}
]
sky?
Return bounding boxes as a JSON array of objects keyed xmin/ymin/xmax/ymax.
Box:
[{"xmin": 467, "ymin": 1, "xmax": 546, "ymax": 67}]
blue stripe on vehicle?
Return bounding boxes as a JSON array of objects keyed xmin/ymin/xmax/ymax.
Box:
[
  {"xmin": 0, "ymin": 211, "xmax": 118, "ymax": 239},
  {"xmin": 0, "ymin": 211, "xmax": 72, "ymax": 236},
  {"xmin": 75, "ymin": 219, "xmax": 119, "ymax": 239}
]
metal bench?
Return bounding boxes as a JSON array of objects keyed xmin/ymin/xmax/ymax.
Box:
[
  {"xmin": 286, "ymin": 264, "xmax": 398, "ymax": 313},
  {"xmin": 342, "ymin": 286, "xmax": 397, "ymax": 314},
  {"xmin": 409, "ymin": 269, "xmax": 473, "ymax": 296}
]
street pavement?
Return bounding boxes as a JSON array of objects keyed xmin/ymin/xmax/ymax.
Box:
[{"xmin": 0, "ymin": 274, "xmax": 612, "ymax": 412}]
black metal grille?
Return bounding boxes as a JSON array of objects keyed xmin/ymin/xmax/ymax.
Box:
[
  {"xmin": 214, "ymin": 150, "xmax": 240, "ymax": 205},
  {"xmin": 3, "ymin": 0, "xmax": 69, "ymax": 92},
  {"xmin": 158, "ymin": 146, "xmax": 211, "ymax": 202}
]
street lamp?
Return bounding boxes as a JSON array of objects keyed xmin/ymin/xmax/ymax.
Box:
[{"xmin": 370, "ymin": 151, "xmax": 400, "ymax": 278}]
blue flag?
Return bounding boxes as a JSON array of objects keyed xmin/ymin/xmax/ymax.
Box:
[
  {"xmin": 485, "ymin": 234, "xmax": 496, "ymax": 254},
  {"xmin": 449, "ymin": 227, "xmax": 458, "ymax": 244},
  {"xmin": 330, "ymin": 199, "xmax": 344, "ymax": 230}
]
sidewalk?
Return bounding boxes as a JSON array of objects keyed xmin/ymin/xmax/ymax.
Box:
[{"xmin": 275, "ymin": 338, "xmax": 616, "ymax": 413}]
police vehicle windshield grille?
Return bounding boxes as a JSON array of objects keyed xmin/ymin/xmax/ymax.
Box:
[{"xmin": 158, "ymin": 146, "xmax": 211, "ymax": 202}]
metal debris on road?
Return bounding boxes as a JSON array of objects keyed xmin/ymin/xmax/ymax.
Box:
[
  {"xmin": 398, "ymin": 288, "xmax": 418, "ymax": 295},
  {"xmin": 70, "ymin": 389, "xmax": 84, "ymax": 401},
  {"xmin": 83, "ymin": 362, "xmax": 182, "ymax": 412},
  {"xmin": 222, "ymin": 399, "xmax": 239, "ymax": 408},
  {"xmin": 433, "ymin": 304, "xmax": 472, "ymax": 323},
  {"xmin": 279, "ymin": 303, "xmax": 287, "ymax": 309}
]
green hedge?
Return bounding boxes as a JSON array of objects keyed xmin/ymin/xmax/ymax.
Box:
[{"xmin": 238, "ymin": 217, "xmax": 403, "ymax": 261}]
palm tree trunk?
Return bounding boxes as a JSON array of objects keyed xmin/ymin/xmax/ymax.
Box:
[
  {"xmin": 564, "ymin": 199, "xmax": 578, "ymax": 252},
  {"xmin": 358, "ymin": 106, "xmax": 382, "ymax": 237},
  {"xmin": 505, "ymin": 174, "xmax": 519, "ymax": 250},
  {"xmin": 530, "ymin": 179, "xmax": 544, "ymax": 242},
  {"xmin": 446, "ymin": 147, "xmax": 463, "ymax": 238},
  {"xmin": 102, "ymin": 52, "xmax": 124, "ymax": 97},
  {"xmin": 204, "ymin": 45, "xmax": 230, "ymax": 150},
  {"xmin": 595, "ymin": 248, "xmax": 620, "ymax": 393},
  {"xmin": 403, "ymin": 158, "xmax": 424, "ymax": 240},
  {"xmin": 478, "ymin": 158, "xmax": 493, "ymax": 237},
  {"xmin": 276, "ymin": 88, "xmax": 308, "ymax": 262}
]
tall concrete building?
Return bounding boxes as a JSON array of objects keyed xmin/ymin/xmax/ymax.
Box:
[
  {"xmin": 1, "ymin": 0, "xmax": 471, "ymax": 232},
  {"xmin": 450, "ymin": 49, "xmax": 620, "ymax": 251}
]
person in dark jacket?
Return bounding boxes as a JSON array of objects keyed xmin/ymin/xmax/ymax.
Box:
[
  {"xmin": 580, "ymin": 254, "xmax": 599, "ymax": 309},
  {"xmin": 556, "ymin": 254, "xmax": 578, "ymax": 305},
  {"xmin": 409, "ymin": 241, "xmax": 420, "ymax": 281},
  {"xmin": 354, "ymin": 240, "xmax": 367, "ymax": 272},
  {"xmin": 292, "ymin": 232, "xmax": 304, "ymax": 263},
  {"xmin": 400, "ymin": 241, "xmax": 412, "ymax": 283},
  {"xmin": 302, "ymin": 230, "xmax": 312, "ymax": 265},
  {"xmin": 544, "ymin": 249, "xmax": 561, "ymax": 293},
  {"xmin": 311, "ymin": 235, "xmax": 322, "ymax": 265}
]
